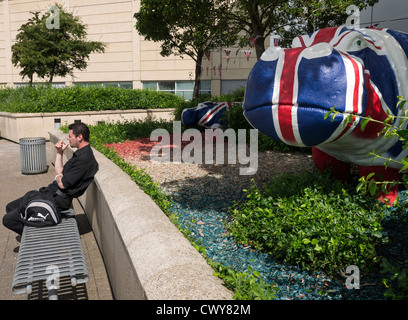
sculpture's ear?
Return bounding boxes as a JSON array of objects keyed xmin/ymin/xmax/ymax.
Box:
[{"xmin": 386, "ymin": 29, "xmax": 408, "ymax": 56}]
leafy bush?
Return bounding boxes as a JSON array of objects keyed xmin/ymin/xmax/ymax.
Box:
[
  {"xmin": 228, "ymin": 170, "xmax": 388, "ymax": 276},
  {"xmin": 217, "ymin": 86, "xmax": 246, "ymax": 102},
  {"xmin": 88, "ymin": 117, "xmax": 174, "ymax": 143},
  {"xmin": 0, "ymin": 85, "xmax": 184, "ymax": 113},
  {"xmin": 381, "ymin": 257, "xmax": 408, "ymax": 300},
  {"xmin": 211, "ymin": 262, "xmax": 279, "ymax": 300}
]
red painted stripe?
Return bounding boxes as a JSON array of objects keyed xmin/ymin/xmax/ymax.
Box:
[
  {"xmin": 278, "ymin": 48, "xmax": 303, "ymax": 143},
  {"xmin": 312, "ymin": 27, "xmax": 338, "ymax": 46},
  {"xmin": 332, "ymin": 31, "xmax": 352, "ymax": 48},
  {"xmin": 348, "ymin": 55, "xmax": 361, "ymax": 114},
  {"xmin": 365, "ymin": 39, "xmax": 382, "ymax": 50},
  {"xmin": 333, "ymin": 118, "xmax": 355, "ymax": 142},
  {"xmin": 352, "ymin": 73, "xmax": 388, "ymax": 139},
  {"xmin": 198, "ymin": 103, "xmax": 225, "ymax": 125},
  {"xmin": 298, "ymin": 36, "xmax": 306, "ymax": 48}
]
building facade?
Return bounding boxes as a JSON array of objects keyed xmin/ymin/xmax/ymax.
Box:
[{"xmin": 0, "ymin": 0, "xmax": 261, "ymax": 99}]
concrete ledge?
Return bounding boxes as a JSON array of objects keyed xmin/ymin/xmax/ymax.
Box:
[
  {"xmin": 0, "ymin": 109, "xmax": 174, "ymax": 143},
  {"xmin": 49, "ymin": 130, "xmax": 233, "ymax": 300}
]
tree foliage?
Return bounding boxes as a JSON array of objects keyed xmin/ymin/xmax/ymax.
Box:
[
  {"xmin": 217, "ymin": 0, "xmax": 379, "ymax": 59},
  {"xmin": 134, "ymin": 0, "xmax": 240, "ymax": 99},
  {"xmin": 134, "ymin": 0, "xmax": 379, "ymax": 96},
  {"xmin": 11, "ymin": 4, "xmax": 106, "ymax": 84}
]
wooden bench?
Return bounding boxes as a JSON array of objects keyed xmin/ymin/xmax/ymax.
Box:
[{"xmin": 11, "ymin": 210, "xmax": 88, "ymax": 300}]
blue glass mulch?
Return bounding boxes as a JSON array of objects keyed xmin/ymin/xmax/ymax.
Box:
[{"xmin": 162, "ymin": 177, "xmax": 408, "ymax": 300}]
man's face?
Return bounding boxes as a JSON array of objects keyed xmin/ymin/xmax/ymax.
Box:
[{"xmin": 67, "ymin": 130, "xmax": 81, "ymax": 148}]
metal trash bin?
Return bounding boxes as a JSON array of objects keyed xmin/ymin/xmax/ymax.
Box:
[{"xmin": 19, "ymin": 137, "xmax": 48, "ymax": 174}]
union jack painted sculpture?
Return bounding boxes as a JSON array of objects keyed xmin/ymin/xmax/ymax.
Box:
[
  {"xmin": 243, "ymin": 26, "xmax": 408, "ymax": 202},
  {"xmin": 182, "ymin": 101, "xmax": 232, "ymax": 128}
]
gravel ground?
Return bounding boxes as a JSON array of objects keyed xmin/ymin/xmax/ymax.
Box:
[{"xmin": 109, "ymin": 136, "xmax": 407, "ymax": 300}]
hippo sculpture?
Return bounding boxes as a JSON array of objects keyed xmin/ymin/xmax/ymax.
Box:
[
  {"xmin": 243, "ymin": 25, "xmax": 408, "ymax": 202},
  {"xmin": 181, "ymin": 101, "xmax": 232, "ymax": 128}
]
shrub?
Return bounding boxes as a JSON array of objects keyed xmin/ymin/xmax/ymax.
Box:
[
  {"xmin": 88, "ymin": 117, "xmax": 174, "ymax": 143},
  {"xmin": 381, "ymin": 257, "xmax": 408, "ymax": 300},
  {"xmin": 0, "ymin": 86, "xmax": 184, "ymax": 113},
  {"xmin": 211, "ymin": 262, "xmax": 280, "ymax": 300},
  {"xmin": 227, "ymin": 170, "xmax": 388, "ymax": 276}
]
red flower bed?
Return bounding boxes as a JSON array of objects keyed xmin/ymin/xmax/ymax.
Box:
[{"xmin": 105, "ymin": 133, "xmax": 208, "ymax": 161}]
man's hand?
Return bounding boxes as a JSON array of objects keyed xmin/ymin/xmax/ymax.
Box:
[
  {"xmin": 55, "ymin": 140, "xmax": 69, "ymax": 155},
  {"xmin": 54, "ymin": 140, "xmax": 69, "ymax": 189}
]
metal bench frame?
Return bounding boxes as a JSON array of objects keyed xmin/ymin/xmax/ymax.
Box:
[{"xmin": 12, "ymin": 210, "xmax": 88, "ymax": 300}]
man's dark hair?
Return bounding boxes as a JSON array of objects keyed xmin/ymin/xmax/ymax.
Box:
[{"xmin": 69, "ymin": 122, "xmax": 90, "ymax": 142}]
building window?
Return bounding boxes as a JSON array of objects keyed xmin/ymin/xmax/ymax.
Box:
[
  {"xmin": 158, "ymin": 81, "xmax": 175, "ymax": 93},
  {"xmin": 199, "ymin": 81, "xmax": 211, "ymax": 96},
  {"xmin": 221, "ymin": 80, "xmax": 247, "ymax": 95},
  {"xmin": 74, "ymin": 82, "xmax": 133, "ymax": 89},
  {"xmin": 143, "ymin": 81, "xmax": 211, "ymax": 100},
  {"xmin": 14, "ymin": 82, "xmax": 66, "ymax": 88}
]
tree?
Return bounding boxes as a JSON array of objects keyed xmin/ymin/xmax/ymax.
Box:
[
  {"xmin": 215, "ymin": 0, "xmax": 293, "ymax": 60},
  {"xmin": 287, "ymin": 0, "xmax": 380, "ymax": 36},
  {"xmin": 216, "ymin": 0, "xmax": 379, "ymax": 60},
  {"xmin": 12, "ymin": 4, "xmax": 106, "ymax": 84},
  {"xmin": 134, "ymin": 0, "xmax": 240, "ymax": 99}
]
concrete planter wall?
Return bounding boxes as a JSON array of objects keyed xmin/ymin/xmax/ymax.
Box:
[
  {"xmin": 0, "ymin": 109, "xmax": 174, "ymax": 143},
  {"xmin": 48, "ymin": 130, "xmax": 233, "ymax": 300}
]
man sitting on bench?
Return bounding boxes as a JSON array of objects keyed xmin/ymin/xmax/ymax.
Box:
[{"xmin": 3, "ymin": 122, "xmax": 99, "ymax": 235}]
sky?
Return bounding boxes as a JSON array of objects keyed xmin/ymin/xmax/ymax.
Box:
[{"xmin": 360, "ymin": 0, "xmax": 408, "ymax": 32}]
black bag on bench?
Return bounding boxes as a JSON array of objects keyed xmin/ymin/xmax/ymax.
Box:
[{"xmin": 19, "ymin": 190, "xmax": 61, "ymax": 227}]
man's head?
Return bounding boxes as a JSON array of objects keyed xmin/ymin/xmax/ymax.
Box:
[{"xmin": 68, "ymin": 122, "xmax": 90, "ymax": 149}]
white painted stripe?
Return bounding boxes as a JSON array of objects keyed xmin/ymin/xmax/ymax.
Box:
[{"xmin": 271, "ymin": 49, "xmax": 286, "ymax": 143}]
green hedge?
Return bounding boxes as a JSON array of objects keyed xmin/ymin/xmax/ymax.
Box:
[
  {"xmin": 0, "ymin": 86, "xmax": 185, "ymax": 113},
  {"xmin": 228, "ymin": 170, "xmax": 389, "ymax": 276}
]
